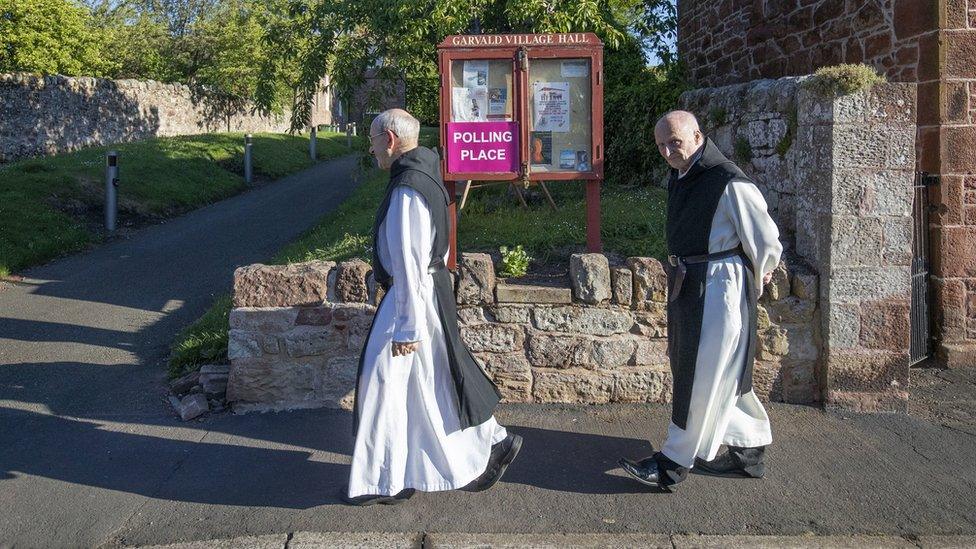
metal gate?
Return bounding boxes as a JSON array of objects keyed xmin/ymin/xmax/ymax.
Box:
[{"xmin": 910, "ymin": 172, "xmax": 934, "ymax": 365}]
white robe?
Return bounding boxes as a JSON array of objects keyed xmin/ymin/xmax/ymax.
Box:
[
  {"xmin": 660, "ymin": 179, "xmax": 782, "ymax": 468},
  {"xmin": 348, "ymin": 187, "xmax": 507, "ymax": 498}
]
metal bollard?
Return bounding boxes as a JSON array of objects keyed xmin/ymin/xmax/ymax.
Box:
[
  {"xmin": 350, "ymin": 122, "xmax": 357, "ymax": 137},
  {"xmin": 309, "ymin": 126, "xmax": 317, "ymax": 160},
  {"xmin": 105, "ymin": 151, "xmax": 118, "ymax": 232},
  {"xmin": 244, "ymin": 134, "xmax": 253, "ymax": 184}
]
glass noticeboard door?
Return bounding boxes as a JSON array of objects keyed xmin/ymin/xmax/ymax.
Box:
[
  {"xmin": 449, "ymin": 59, "xmax": 514, "ymax": 122},
  {"xmin": 527, "ymin": 58, "xmax": 593, "ymax": 174}
]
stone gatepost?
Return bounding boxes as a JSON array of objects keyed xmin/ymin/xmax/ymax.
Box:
[{"xmin": 795, "ymin": 82, "xmax": 917, "ymax": 412}]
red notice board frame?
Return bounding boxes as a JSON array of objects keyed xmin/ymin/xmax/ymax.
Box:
[{"xmin": 437, "ymin": 33, "xmax": 605, "ymax": 269}]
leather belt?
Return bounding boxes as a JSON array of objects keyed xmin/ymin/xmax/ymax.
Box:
[{"xmin": 667, "ymin": 245, "xmax": 745, "ymax": 302}]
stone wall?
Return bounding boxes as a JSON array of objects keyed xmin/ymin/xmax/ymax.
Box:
[
  {"xmin": 680, "ymin": 78, "xmax": 916, "ymax": 410},
  {"xmin": 0, "ymin": 73, "xmax": 332, "ymax": 163},
  {"xmin": 677, "ymin": 0, "xmax": 976, "ymax": 368},
  {"xmin": 677, "ymin": 0, "xmax": 937, "ymax": 88},
  {"xmin": 927, "ymin": 4, "xmax": 976, "ymax": 367},
  {"xmin": 225, "ymin": 254, "xmax": 821, "ymax": 413},
  {"xmin": 680, "ymin": 77, "xmax": 803, "ymax": 246}
]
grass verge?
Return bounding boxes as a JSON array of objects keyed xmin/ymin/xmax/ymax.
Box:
[{"xmin": 0, "ymin": 131, "xmax": 350, "ymax": 278}]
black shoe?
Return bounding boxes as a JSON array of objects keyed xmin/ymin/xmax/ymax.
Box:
[
  {"xmin": 340, "ymin": 488, "xmax": 416, "ymax": 506},
  {"xmin": 618, "ymin": 453, "xmax": 688, "ymax": 492},
  {"xmin": 693, "ymin": 446, "xmax": 766, "ymax": 478},
  {"xmin": 461, "ymin": 433, "xmax": 523, "ymax": 492}
]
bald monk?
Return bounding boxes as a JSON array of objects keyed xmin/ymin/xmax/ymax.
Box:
[{"xmin": 619, "ymin": 110, "xmax": 782, "ymax": 492}]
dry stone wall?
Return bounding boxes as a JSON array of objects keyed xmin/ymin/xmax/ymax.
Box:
[
  {"xmin": 681, "ymin": 77, "xmax": 916, "ymax": 411},
  {"xmin": 226, "ymin": 253, "xmax": 821, "ymax": 414},
  {"xmin": 0, "ymin": 73, "xmax": 332, "ymax": 162}
]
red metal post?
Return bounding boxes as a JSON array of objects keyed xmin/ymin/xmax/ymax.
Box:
[{"xmin": 585, "ymin": 179, "xmax": 601, "ymax": 253}]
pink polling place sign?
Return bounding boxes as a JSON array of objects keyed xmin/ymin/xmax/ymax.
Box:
[{"xmin": 446, "ymin": 121, "xmax": 519, "ymax": 173}]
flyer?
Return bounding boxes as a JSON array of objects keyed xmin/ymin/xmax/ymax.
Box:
[
  {"xmin": 530, "ymin": 131, "xmax": 552, "ymax": 165},
  {"xmin": 559, "ymin": 150, "xmax": 577, "ymax": 170},
  {"xmin": 463, "ymin": 60, "xmax": 489, "ymax": 87},
  {"xmin": 576, "ymin": 150, "xmax": 591, "ymax": 171},
  {"xmin": 532, "ymin": 82, "xmax": 570, "ymax": 132},
  {"xmin": 452, "ymin": 86, "xmax": 488, "ymax": 122},
  {"xmin": 561, "ymin": 60, "xmax": 589, "ymax": 78},
  {"xmin": 488, "ymin": 87, "xmax": 507, "ymax": 118}
]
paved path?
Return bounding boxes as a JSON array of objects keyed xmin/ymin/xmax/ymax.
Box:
[{"xmin": 1, "ymin": 154, "xmax": 976, "ymax": 548}]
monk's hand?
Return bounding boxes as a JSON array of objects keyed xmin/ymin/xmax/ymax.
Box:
[
  {"xmin": 763, "ymin": 271, "xmax": 773, "ymax": 286},
  {"xmin": 392, "ymin": 341, "xmax": 420, "ymax": 357}
]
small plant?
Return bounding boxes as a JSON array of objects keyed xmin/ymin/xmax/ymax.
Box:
[
  {"xmin": 709, "ymin": 106, "xmax": 728, "ymax": 127},
  {"xmin": 776, "ymin": 108, "xmax": 798, "ymax": 158},
  {"xmin": 803, "ymin": 63, "xmax": 886, "ymax": 97},
  {"xmin": 497, "ymin": 245, "xmax": 532, "ymax": 278},
  {"xmin": 734, "ymin": 136, "xmax": 753, "ymax": 164}
]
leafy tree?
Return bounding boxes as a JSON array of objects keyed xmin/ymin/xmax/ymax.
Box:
[
  {"xmin": 0, "ymin": 0, "xmax": 115, "ymax": 76},
  {"xmin": 255, "ymin": 0, "xmax": 677, "ymax": 132}
]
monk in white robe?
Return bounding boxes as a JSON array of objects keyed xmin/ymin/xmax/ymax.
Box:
[
  {"xmin": 620, "ymin": 110, "xmax": 782, "ymax": 491},
  {"xmin": 346, "ymin": 109, "xmax": 521, "ymax": 505}
]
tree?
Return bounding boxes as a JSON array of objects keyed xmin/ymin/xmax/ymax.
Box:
[
  {"xmin": 255, "ymin": 0, "xmax": 677, "ymax": 130},
  {"xmin": 0, "ymin": 0, "xmax": 115, "ymax": 76}
]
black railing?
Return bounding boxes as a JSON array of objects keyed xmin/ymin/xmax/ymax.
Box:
[{"xmin": 910, "ymin": 172, "xmax": 934, "ymax": 365}]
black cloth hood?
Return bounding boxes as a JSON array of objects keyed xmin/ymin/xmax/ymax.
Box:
[
  {"xmin": 390, "ymin": 145, "xmax": 442, "ymax": 183},
  {"xmin": 675, "ymin": 137, "xmax": 732, "ymax": 183}
]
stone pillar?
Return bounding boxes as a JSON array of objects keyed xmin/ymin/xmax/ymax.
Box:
[
  {"xmin": 929, "ymin": 3, "xmax": 976, "ymax": 368},
  {"xmin": 796, "ymin": 82, "xmax": 917, "ymax": 411}
]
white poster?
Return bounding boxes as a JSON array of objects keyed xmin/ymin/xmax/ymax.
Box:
[
  {"xmin": 452, "ymin": 86, "xmax": 488, "ymax": 122},
  {"xmin": 532, "ymin": 81, "xmax": 570, "ymax": 132},
  {"xmin": 561, "ymin": 60, "xmax": 589, "ymax": 78},
  {"xmin": 463, "ymin": 60, "xmax": 489, "ymax": 87}
]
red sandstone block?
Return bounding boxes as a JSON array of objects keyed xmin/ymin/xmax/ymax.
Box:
[
  {"xmin": 893, "ymin": 44, "xmax": 918, "ymax": 67},
  {"xmin": 932, "ymin": 277, "xmax": 967, "ymax": 337},
  {"xmin": 946, "ymin": 81, "xmax": 971, "ymax": 123},
  {"xmin": 966, "ymin": 206, "xmax": 976, "ymax": 226},
  {"xmin": 945, "ymin": 126, "xmax": 976, "ymax": 173},
  {"xmin": 936, "ymin": 226, "xmax": 976, "ymax": 278},
  {"xmin": 826, "ymin": 350, "xmax": 910, "ymax": 392},
  {"xmin": 938, "ymin": 342, "xmax": 976, "ymax": 368},
  {"xmin": 917, "ymin": 126, "xmax": 941, "ymax": 173},
  {"xmin": 944, "ymin": 30, "xmax": 976, "ymax": 79},
  {"xmin": 935, "ymin": 175, "xmax": 966, "ymax": 226},
  {"xmin": 864, "ymin": 33, "xmax": 893, "ymax": 58},
  {"xmin": 918, "ymin": 33, "xmax": 940, "ymax": 81},
  {"xmin": 845, "ymin": 38, "xmax": 865, "ymax": 64},
  {"xmin": 813, "ymin": 1, "xmax": 844, "ymax": 26},
  {"xmin": 917, "ymin": 81, "xmax": 940, "ymax": 126},
  {"xmin": 945, "ymin": 0, "xmax": 970, "ymax": 29},
  {"xmin": 894, "ymin": 0, "xmax": 940, "ymax": 39},
  {"xmin": 859, "ymin": 300, "xmax": 912, "ymax": 351}
]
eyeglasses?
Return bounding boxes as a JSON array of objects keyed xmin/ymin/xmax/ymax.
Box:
[{"xmin": 369, "ymin": 129, "xmax": 397, "ymax": 140}]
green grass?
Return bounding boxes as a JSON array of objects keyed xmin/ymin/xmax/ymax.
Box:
[
  {"xmin": 0, "ymin": 131, "xmax": 350, "ymax": 277},
  {"xmin": 169, "ymin": 294, "xmax": 233, "ymax": 377}
]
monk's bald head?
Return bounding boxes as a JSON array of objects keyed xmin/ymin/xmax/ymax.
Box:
[{"xmin": 654, "ymin": 110, "xmax": 705, "ymax": 172}]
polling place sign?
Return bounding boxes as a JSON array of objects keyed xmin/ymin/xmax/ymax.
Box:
[{"xmin": 446, "ymin": 121, "xmax": 519, "ymax": 173}]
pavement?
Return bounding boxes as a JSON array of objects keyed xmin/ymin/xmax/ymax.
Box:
[{"xmin": 1, "ymin": 155, "xmax": 976, "ymax": 548}]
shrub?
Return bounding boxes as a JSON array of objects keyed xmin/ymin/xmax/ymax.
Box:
[
  {"xmin": 603, "ymin": 37, "xmax": 689, "ymax": 187},
  {"xmin": 803, "ymin": 63, "xmax": 886, "ymax": 97}
]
